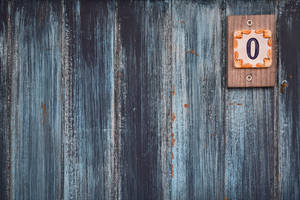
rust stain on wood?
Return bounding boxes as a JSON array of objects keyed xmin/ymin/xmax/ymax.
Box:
[
  {"xmin": 171, "ymin": 138, "xmax": 175, "ymax": 147},
  {"xmin": 187, "ymin": 49, "xmax": 198, "ymax": 56},
  {"xmin": 280, "ymin": 81, "xmax": 288, "ymax": 94},
  {"xmin": 41, "ymin": 103, "xmax": 46, "ymax": 124}
]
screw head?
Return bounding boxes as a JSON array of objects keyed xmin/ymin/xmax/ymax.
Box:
[
  {"xmin": 247, "ymin": 19, "xmax": 253, "ymax": 26},
  {"xmin": 246, "ymin": 74, "xmax": 253, "ymax": 82}
]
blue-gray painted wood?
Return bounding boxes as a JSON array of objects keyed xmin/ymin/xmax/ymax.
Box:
[
  {"xmin": 0, "ymin": 1, "xmax": 10, "ymax": 199},
  {"xmin": 0, "ymin": 0, "xmax": 300, "ymax": 200},
  {"xmin": 279, "ymin": 1, "xmax": 300, "ymax": 199},
  {"xmin": 9, "ymin": 1, "xmax": 63, "ymax": 199},
  {"xmin": 117, "ymin": 1, "xmax": 171, "ymax": 199},
  {"xmin": 224, "ymin": 1, "xmax": 278, "ymax": 200},
  {"xmin": 171, "ymin": 1, "xmax": 225, "ymax": 199},
  {"xmin": 64, "ymin": 1, "xmax": 116, "ymax": 199}
]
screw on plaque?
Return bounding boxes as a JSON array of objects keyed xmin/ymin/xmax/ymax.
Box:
[
  {"xmin": 246, "ymin": 74, "xmax": 253, "ymax": 82},
  {"xmin": 247, "ymin": 19, "xmax": 253, "ymax": 27}
]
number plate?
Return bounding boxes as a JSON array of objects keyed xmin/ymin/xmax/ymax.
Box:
[
  {"xmin": 227, "ymin": 15, "xmax": 276, "ymax": 88},
  {"xmin": 234, "ymin": 29, "xmax": 272, "ymax": 68}
]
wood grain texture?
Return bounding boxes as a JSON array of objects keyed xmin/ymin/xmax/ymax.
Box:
[
  {"xmin": 227, "ymin": 15, "xmax": 276, "ymax": 87},
  {"xmin": 1, "ymin": 0, "xmax": 300, "ymax": 200},
  {"xmin": 0, "ymin": 1, "xmax": 10, "ymax": 199},
  {"xmin": 225, "ymin": 1, "xmax": 278, "ymax": 200},
  {"xmin": 9, "ymin": 1, "xmax": 63, "ymax": 199},
  {"xmin": 278, "ymin": 1, "xmax": 300, "ymax": 199},
  {"xmin": 171, "ymin": 0, "xmax": 225, "ymax": 199},
  {"xmin": 62, "ymin": 1, "xmax": 116, "ymax": 199},
  {"xmin": 117, "ymin": 1, "xmax": 172, "ymax": 199}
]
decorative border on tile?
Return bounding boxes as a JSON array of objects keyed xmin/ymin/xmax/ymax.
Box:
[{"xmin": 233, "ymin": 29, "xmax": 272, "ymax": 68}]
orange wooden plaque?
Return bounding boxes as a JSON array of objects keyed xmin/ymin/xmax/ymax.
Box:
[{"xmin": 227, "ymin": 15, "xmax": 276, "ymax": 87}]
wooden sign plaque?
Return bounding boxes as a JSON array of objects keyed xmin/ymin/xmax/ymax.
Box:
[{"xmin": 227, "ymin": 15, "xmax": 276, "ymax": 88}]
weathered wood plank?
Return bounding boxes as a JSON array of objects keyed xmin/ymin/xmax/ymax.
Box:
[
  {"xmin": 117, "ymin": 1, "xmax": 172, "ymax": 199},
  {"xmin": 278, "ymin": 1, "xmax": 300, "ymax": 199},
  {"xmin": 171, "ymin": 1, "xmax": 225, "ymax": 199},
  {"xmin": 62, "ymin": 0, "xmax": 116, "ymax": 199},
  {"xmin": 61, "ymin": 1, "xmax": 79, "ymax": 199},
  {"xmin": 0, "ymin": 1, "xmax": 10, "ymax": 199},
  {"xmin": 224, "ymin": 1, "xmax": 278, "ymax": 200},
  {"xmin": 9, "ymin": 1, "xmax": 63, "ymax": 199}
]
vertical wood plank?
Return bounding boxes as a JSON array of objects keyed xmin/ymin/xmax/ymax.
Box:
[
  {"xmin": 224, "ymin": 1, "xmax": 278, "ymax": 199},
  {"xmin": 278, "ymin": 1, "xmax": 300, "ymax": 199},
  {"xmin": 0, "ymin": 1, "xmax": 10, "ymax": 200},
  {"xmin": 62, "ymin": 0, "xmax": 118, "ymax": 199},
  {"xmin": 62, "ymin": 0, "xmax": 116, "ymax": 199},
  {"xmin": 10, "ymin": 1, "xmax": 63, "ymax": 199},
  {"xmin": 117, "ymin": 1, "xmax": 172, "ymax": 199},
  {"xmin": 171, "ymin": 1, "xmax": 225, "ymax": 199}
]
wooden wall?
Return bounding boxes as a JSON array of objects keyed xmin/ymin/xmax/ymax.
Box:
[{"xmin": 0, "ymin": 0, "xmax": 299, "ymax": 199}]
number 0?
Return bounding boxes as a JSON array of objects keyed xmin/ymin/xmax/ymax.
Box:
[{"xmin": 246, "ymin": 38, "xmax": 259, "ymax": 60}]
